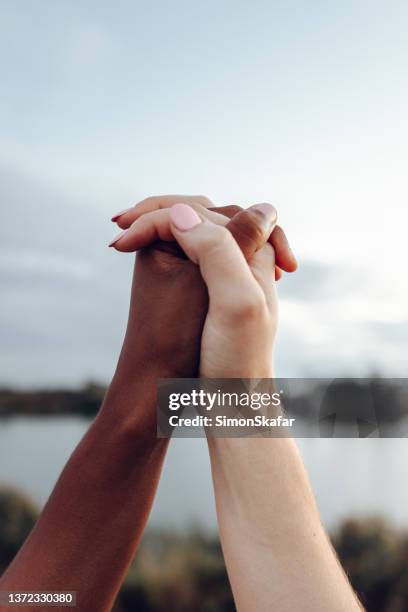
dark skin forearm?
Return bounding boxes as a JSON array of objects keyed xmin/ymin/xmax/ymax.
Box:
[
  {"xmin": 0, "ymin": 242, "xmax": 208, "ymax": 610},
  {"xmin": 0, "ymin": 238, "xmax": 209, "ymax": 611},
  {"xmin": 0, "ymin": 369, "xmax": 168, "ymax": 612}
]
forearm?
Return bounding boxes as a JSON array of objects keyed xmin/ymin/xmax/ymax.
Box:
[
  {"xmin": 207, "ymin": 436, "xmax": 362, "ymax": 612},
  {"xmin": 0, "ymin": 368, "xmax": 167, "ymax": 612}
]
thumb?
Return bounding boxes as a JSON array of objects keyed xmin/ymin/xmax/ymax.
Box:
[
  {"xmin": 225, "ymin": 203, "xmax": 277, "ymax": 260},
  {"xmin": 169, "ymin": 204, "xmax": 262, "ymax": 312}
]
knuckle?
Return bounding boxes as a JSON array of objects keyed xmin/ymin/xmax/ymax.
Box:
[
  {"xmin": 257, "ymin": 242, "xmax": 275, "ymax": 265},
  {"xmin": 202, "ymin": 224, "xmax": 233, "ymax": 252},
  {"xmin": 219, "ymin": 204, "xmax": 243, "ymax": 218},
  {"xmin": 226, "ymin": 291, "xmax": 267, "ymax": 321},
  {"xmin": 194, "ymin": 194, "xmax": 212, "ymax": 206},
  {"xmin": 228, "ymin": 212, "xmax": 265, "ymax": 248},
  {"xmin": 141, "ymin": 195, "xmax": 181, "ymax": 208},
  {"xmin": 138, "ymin": 195, "xmax": 164, "ymax": 210},
  {"xmin": 142, "ymin": 195, "xmax": 156, "ymax": 204}
]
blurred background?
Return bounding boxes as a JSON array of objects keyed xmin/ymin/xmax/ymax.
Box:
[{"xmin": 0, "ymin": 1, "xmax": 407, "ymax": 610}]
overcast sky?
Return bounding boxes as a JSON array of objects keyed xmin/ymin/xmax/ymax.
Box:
[{"xmin": 1, "ymin": 0, "xmax": 407, "ymax": 386}]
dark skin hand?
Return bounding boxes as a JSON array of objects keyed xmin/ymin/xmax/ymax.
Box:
[{"xmin": 0, "ymin": 195, "xmax": 296, "ymax": 612}]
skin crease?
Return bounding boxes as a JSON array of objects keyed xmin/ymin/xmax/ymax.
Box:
[{"xmin": 0, "ymin": 196, "xmax": 294, "ymax": 612}]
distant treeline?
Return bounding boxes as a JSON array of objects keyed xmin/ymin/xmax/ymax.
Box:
[
  {"xmin": 1, "ymin": 378, "xmax": 407, "ymax": 426},
  {"xmin": 0, "ymin": 384, "xmax": 106, "ymax": 418}
]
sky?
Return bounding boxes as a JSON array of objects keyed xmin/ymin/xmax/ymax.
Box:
[{"xmin": 1, "ymin": 0, "xmax": 407, "ymax": 386}]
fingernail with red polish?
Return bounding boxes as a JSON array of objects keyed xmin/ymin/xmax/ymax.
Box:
[
  {"xmin": 108, "ymin": 229, "xmax": 128, "ymax": 247},
  {"xmin": 170, "ymin": 204, "xmax": 202, "ymax": 231},
  {"xmin": 111, "ymin": 207, "xmax": 132, "ymax": 222}
]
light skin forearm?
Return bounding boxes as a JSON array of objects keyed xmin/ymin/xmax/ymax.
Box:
[
  {"xmin": 0, "ymin": 366, "xmax": 168, "ymax": 612},
  {"xmin": 207, "ymin": 435, "xmax": 363, "ymax": 611}
]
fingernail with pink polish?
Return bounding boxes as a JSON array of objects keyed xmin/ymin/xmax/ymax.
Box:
[
  {"xmin": 109, "ymin": 229, "xmax": 128, "ymax": 247},
  {"xmin": 111, "ymin": 207, "xmax": 132, "ymax": 222},
  {"xmin": 170, "ymin": 204, "xmax": 202, "ymax": 231}
]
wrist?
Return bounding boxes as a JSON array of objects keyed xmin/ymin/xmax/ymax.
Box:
[
  {"xmin": 98, "ymin": 362, "xmax": 162, "ymax": 441},
  {"xmin": 117, "ymin": 334, "xmax": 200, "ymax": 380}
]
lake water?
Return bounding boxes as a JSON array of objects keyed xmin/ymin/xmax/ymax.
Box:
[{"xmin": 1, "ymin": 417, "xmax": 408, "ymax": 531}]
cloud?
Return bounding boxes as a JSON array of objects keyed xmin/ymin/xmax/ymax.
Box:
[
  {"xmin": 0, "ymin": 163, "xmax": 133, "ymax": 386},
  {"xmin": 278, "ymin": 260, "xmax": 360, "ymax": 301},
  {"xmin": 367, "ymin": 321, "xmax": 408, "ymax": 345},
  {"xmin": 66, "ymin": 23, "xmax": 115, "ymax": 70},
  {"xmin": 0, "ymin": 161, "xmax": 405, "ymax": 386}
]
